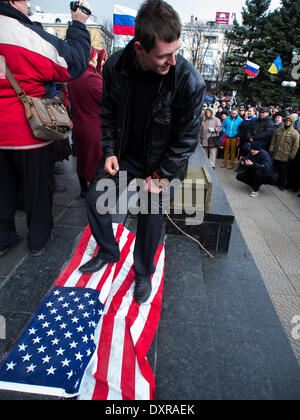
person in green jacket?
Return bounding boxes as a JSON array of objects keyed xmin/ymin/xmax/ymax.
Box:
[{"xmin": 269, "ymin": 114, "xmax": 300, "ymax": 191}]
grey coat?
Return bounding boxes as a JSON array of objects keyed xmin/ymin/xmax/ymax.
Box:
[{"xmin": 200, "ymin": 108, "xmax": 222, "ymax": 147}]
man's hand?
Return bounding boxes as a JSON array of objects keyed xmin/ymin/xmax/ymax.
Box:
[
  {"xmin": 144, "ymin": 176, "xmax": 162, "ymax": 194},
  {"xmin": 245, "ymin": 159, "xmax": 253, "ymax": 166},
  {"xmin": 104, "ymin": 156, "xmax": 119, "ymax": 176},
  {"xmin": 71, "ymin": 0, "xmax": 91, "ymax": 24}
]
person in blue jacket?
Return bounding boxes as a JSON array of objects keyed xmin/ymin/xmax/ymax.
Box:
[{"xmin": 221, "ymin": 108, "xmax": 243, "ymax": 169}]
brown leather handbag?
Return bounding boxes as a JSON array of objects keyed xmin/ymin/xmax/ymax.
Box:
[{"xmin": 0, "ymin": 58, "xmax": 73, "ymax": 141}]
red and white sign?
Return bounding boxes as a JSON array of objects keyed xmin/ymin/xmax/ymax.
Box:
[{"xmin": 216, "ymin": 12, "xmax": 230, "ymax": 25}]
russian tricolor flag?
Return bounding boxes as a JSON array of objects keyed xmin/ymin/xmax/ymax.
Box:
[
  {"xmin": 245, "ymin": 60, "xmax": 260, "ymax": 78},
  {"xmin": 113, "ymin": 5, "xmax": 137, "ymax": 36}
]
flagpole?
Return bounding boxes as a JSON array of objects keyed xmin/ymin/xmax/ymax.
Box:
[
  {"xmin": 239, "ymin": 73, "xmax": 246, "ymax": 102},
  {"xmin": 239, "ymin": 53, "xmax": 251, "ymax": 103}
]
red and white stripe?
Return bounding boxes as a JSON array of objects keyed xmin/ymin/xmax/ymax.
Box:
[
  {"xmin": 0, "ymin": 16, "xmax": 68, "ymax": 72},
  {"xmin": 55, "ymin": 223, "xmax": 165, "ymax": 400}
]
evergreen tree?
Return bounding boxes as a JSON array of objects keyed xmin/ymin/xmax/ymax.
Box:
[
  {"xmin": 256, "ymin": 0, "xmax": 300, "ymax": 107},
  {"xmin": 218, "ymin": 0, "xmax": 271, "ymax": 101},
  {"xmin": 218, "ymin": 0, "xmax": 300, "ymax": 107}
]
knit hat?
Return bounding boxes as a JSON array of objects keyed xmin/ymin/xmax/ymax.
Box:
[
  {"xmin": 259, "ymin": 107, "xmax": 269, "ymax": 114},
  {"xmin": 285, "ymin": 114, "xmax": 296, "ymax": 123},
  {"xmin": 274, "ymin": 112, "xmax": 283, "ymax": 118},
  {"xmin": 250, "ymin": 141, "xmax": 262, "ymax": 151}
]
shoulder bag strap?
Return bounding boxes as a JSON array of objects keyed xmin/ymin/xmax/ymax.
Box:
[{"xmin": 0, "ymin": 57, "xmax": 32, "ymax": 118}]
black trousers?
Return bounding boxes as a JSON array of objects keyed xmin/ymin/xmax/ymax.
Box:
[
  {"xmin": 287, "ymin": 148, "xmax": 300, "ymax": 191},
  {"xmin": 236, "ymin": 166, "xmax": 264, "ymax": 192},
  {"xmin": 0, "ymin": 147, "xmax": 54, "ymax": 250},
  {"xmin": 86, "ymin": 157, "xmax": 169, "ymax": 276},
  {"xmin": 273, "ymin": 159, "xmax": 290, "ymax": 189}
]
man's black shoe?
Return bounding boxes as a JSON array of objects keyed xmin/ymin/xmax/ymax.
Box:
[
  {"xmin": 79, "ymin": 252, "xmax": 119, "ymax": 274},
  {"xmin": 0, "ymin": 234, "xmax": 22, "ymax": 257},
  {"xmin": 134, "ymin": 274, "xmax": 152, "ymax": 304},
  {"xmin": 80, "ymin": 190, "xmax": 88, "ymax": 199}
]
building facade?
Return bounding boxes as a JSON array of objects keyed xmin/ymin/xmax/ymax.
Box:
[
  {"xmin": 181, "ymin": 15, "xmax": 234, "ymax": 84},
  {"xmin": 29, "ymin": 12, "xmax": 114, "ymax": 54}
]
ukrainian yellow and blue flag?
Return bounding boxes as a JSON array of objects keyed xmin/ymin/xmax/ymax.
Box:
[{"xmin": 268, "ymin": 56, "xmax": 282, "ymax": 74}]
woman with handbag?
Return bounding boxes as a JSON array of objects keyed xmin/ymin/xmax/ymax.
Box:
[{"xmin": 199, "ymin": 107, "xmax": 222, "ymax": 169}]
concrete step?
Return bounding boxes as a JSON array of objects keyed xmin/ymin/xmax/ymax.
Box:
[{"xmin": 153, "ymin": 235, "xmax": 220, "ymax": 400}]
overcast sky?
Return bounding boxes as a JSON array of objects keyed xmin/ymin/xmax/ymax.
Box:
[{"xmin": 30, "ymin": 0, "xmax": 282, "ymax": 25}]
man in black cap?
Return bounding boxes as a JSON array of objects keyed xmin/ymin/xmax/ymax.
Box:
[
  {"xmin": 247, "ymin": 107, "xmax": 275, "ymax": 151},
  {"xmin": 236, "ymin": 141, "xmax": 273, "ymax": 197}
]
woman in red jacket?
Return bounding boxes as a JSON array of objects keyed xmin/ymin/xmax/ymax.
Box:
[
  {"xmin": 0, "ymin": 0, "xmax": 91, "ymax": 256},
  {"xmin": 68, "ymin": 48, "xmax": 106, "ymax": 197}
]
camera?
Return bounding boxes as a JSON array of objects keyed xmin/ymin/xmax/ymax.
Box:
[{"xmin": 70, "ymin": 1, "xmax": 92, "ymax": 16}]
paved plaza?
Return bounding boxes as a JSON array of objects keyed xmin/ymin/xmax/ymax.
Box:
[
  {"xmin": 215, "ymin": 160, "xmax": 300, "ymax": 364},
  {"xmin": 1, "ymin": 152, "xmax": 300, "ymax": 400}
]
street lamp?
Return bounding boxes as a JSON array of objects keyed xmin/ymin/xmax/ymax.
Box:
[{"xmin": 282, "ymin": 81, "xmax": 297, "ymax": 88}]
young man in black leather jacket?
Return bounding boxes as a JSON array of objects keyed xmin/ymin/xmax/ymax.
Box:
[{"xmin": 79, "ymin": 0, "xmax": 206, "ymax": 304}]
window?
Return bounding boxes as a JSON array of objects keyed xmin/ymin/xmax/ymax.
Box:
[
  {"xmin": 202, "ymin": 64, "xmax": 215, "ymax": 76},
  {"xmin": 205, "ymin": 36, "xmax": 217, "ymax": 44}
]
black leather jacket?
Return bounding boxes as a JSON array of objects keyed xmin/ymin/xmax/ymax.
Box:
[
  {"xmin": 99, "ymin": 40, "xmax": 206, "ymax": 181},
  {"xmin": 247, "ymin": 117, "xmax": 275, "ymax": 150}
]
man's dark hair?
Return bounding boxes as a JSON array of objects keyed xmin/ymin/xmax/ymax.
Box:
[{"xmin": 134, "ymin": 0, "xmax": 182, "ymax": 53}]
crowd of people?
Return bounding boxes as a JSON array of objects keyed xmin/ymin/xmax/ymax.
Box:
[{"xmin": 200, "ymin": 101, "xmax": 300, "ymax": 197}]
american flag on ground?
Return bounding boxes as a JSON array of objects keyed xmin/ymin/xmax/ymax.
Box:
[{"xmin": 0, "ymin": 224, "xmax": 165, "ymax": 399}]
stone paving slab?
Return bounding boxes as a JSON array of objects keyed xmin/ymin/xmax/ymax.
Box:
[
  {"xmin": 288, "ymin": 275, "xmax": 300, "ymax": 291},
  {"xmin": 156, "ymin": 217, "xmax": 300, "ymax": 400},
  {"xmin": 215, "ymin": 159, "xmax": 300, "ymax": 372},
  {"xmin": 155, "ymin": 323, "xmax": 221, "ymax": 400},
  {"xmin": 262, "ymin": 272, "xmax": 297, "ymax": 297},
  {"xmin": 243, "ymin": 238, "xmax": 273, "ymax": 255},
  {"xmin": 213, "ymin": 340, "xmax": 275, "ymax": 400}
]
